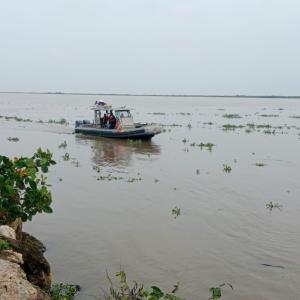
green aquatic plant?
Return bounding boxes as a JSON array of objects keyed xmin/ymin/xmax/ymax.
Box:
[
  {"xmin": 222, "ymin": 124, "xmax": 244, "ymax": 131},
  {"xmin": 199, "ymin": 142, "xmax": 214, "ymax": 151},
  {"xmin": 289, "ymin": 115, "xmax": 300, "ymax": 119},
  {"xmin": 50, "ymin": 283, "xmax": 80, "ymax": 300},
  {"xmin": 171, "ymin": 206, "xmax": 181, "ymax": 219},
  {"xmin": 255, "ymin": 163, "xmax": 266, "ymax": 167},
  {"xmin": 128, "ymin": 139, "xmax": 142, "ymax": 145},
  {"xmin": 48, "ymin": 118, "xmax": 68, "ymax": 125},
  {"xmin": 259, "ymin": 114, "xmax": 279, "ymax": 117},
  {"xmin": 127, "ymin": 177, "xmax": 142, "ymax": 183},
  {"xmin": 0, "ymin": 148, "xmax": 56, "ymax": 224},
  {"xmin": 222, "ymin": 114, "xmax": 242, "ymax": 119},
  {"xmin": 7, "ymin": 137, "xmax": 19, "ymax": 142},
  {"xmin": 62, "ymin": 152, "xmax": 70, "ymax": 161},
  {"xmin": 182, "ymin": 138, "xmax": 188, "ymax": 144},
  {"xmin": 58, "ymin": 141, "xmax": 68, "ymax": 149},
  {"xmin": 154, "ymin": 178, "xmax": 160, "ymax": 183},
  {"xmin": 93, "ymin": 165, "xmax": 101, "ymax": 173},
  {"xmin": 266, "ymin": 201, "xmax": 282, "ymax": 211},
  {"xmin": 187, "ymin": 123, "xmax": 192, "ymax": 129},
  {"xmin": 0, "ymin": 239, "xmax": 12, "ymax": 250},
  {"xmin": 106, "ymin": 271, "xmax": 184, "ymax": 300},
  {"xmin": 147, "ymin": 112, "xmax": 166, "ymax": 115},
  {"xmin": 223, "ymin": 164, "xmax": 232, "ymax": 173},
  {"xmin": 209, "ymin": 283, "xmax": 233, "ymax": 300}
]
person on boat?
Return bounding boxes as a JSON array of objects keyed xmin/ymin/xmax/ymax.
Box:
[{"xmin": 108, "ymin": 110, "xmax": 116, "ymax": 129}]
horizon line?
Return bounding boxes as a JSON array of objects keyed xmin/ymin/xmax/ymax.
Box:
[{"xmin": 1, "ymin": 91, "xmax": 300, "ymax": 99}]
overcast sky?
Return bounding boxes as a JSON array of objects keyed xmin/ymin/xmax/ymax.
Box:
[{"xmin": 0, "ymin": 0, "xmax": 299, "ymax": 95}]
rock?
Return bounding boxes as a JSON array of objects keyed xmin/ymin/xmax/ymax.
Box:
[
  {"xmin": 0, "ymin": 258, "xmax": 51, "ymax": 300},
  {"xmin": 19, "ymin": 232, "xmax": 51, "ymax": 290},
  {"xmin": 0, "ymin": 250, "xmax": 23, "ymax": 264},
  {"xmin": 0, "ymin": 258, "xmax": 37, "ymax": 300},
  {"xmin": 7, "ymin": 218, "xmax": 23, "ymax": 239},
  {"xmin": 0, "ymin": 225, "xmax": 16, "ymax": 239}
]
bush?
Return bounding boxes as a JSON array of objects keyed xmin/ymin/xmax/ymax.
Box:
[{"xmin": 0, "ymin": 148, "xmax": 56, "ymax": 224}]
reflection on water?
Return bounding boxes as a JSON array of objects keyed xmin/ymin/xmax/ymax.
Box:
[{"xmin": 75, "ymin": 135, "xmax": 161, "ymax": 167}]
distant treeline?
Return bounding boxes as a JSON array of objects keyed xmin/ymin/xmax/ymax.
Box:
[{"xmin": 1, "ymin": 91, "xmax": 300, "ymax": 99}]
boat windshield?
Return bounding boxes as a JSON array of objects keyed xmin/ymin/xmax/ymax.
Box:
[{"xmin": 115, "ymin": 110, "xmax": 132, "ymax": 118}]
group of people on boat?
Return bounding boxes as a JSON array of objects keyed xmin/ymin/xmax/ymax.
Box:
[{"xmin": 101, "ymin": 110, "xmax": 116, "ymax": 129}]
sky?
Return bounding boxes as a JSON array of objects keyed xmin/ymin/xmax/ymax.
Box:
[{"xmin": 0, "ymin": 0, "xmax": 299, "ymax": 95}]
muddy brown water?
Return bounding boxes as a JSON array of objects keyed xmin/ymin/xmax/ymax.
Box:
[{"xmin": 1, "ymin": 93, "xmax": 300, "ymax": 299}]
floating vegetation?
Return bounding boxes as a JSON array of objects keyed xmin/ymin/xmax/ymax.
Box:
[
  {"xmin": 182, "ymin": 138, "xmax": 188, "ymax": 144},
  {"xmin": 58, "ymin": 177, "xmax": 63, "ymax": 182},
  {"xmin": 222, "ymin": 124, "xmax": 244, "ymax": 131},
  {"xmin": 259, "ymin": 114, "xmax": 279, "ymax": 117},
  {"xmin": 223, "ymin": 164, "xmax": 232, "ymax": 173},
  {"xmin": 127, "ymin": 177, "xmax": 142, "ymax": 183},
  {"xmin": 289, "ymin": 115, "xmax": 300, "ymax": 119},
  {"xmin": 97, "ymin": 174, "xmax": 124, "ymax": 181},
  {"xmin": 245, "ymin": 128, "xmax": 252, "ymax": 134},
  {"xmin": 203, "ymin": 122, "xmax": 214, "ymax": 125},
  {"xmin": 255, "ymin": 163, "xmax": 266, "ymax": 167},
  {"xmin": 154, "ymin": 178, "xmax": 160, "ymax": 183},
  {"xmin": 147, "ymin": 112, "xmax": 166, "ymax": 115},
  {"xmin": 50, "ymin": 283, "xmax": 80, "ymax": 300},
  {"xmin": 209, "ymin": 283, "xmax": 233, "ymax": 300},
  {"xmin": 223, "ymin": 113, "xmax": 242, "ymax": 119},
  {"xmin": 93, "ymin": 165, "xmax": 101, "ymax": 173},
  {"xmin": 127, "ymin": 139, "xmax": 142, "ymax": 145},
  {"xmin": 256, "ymin": 124, "xmax": 272, "ymax": 129},
  {"xmin": 0, "ymin": 115, "xmax": 33, "ymax": 122},
  {"xmin": 266, "ymin": 201, "xmax": 282, "ymax": 211},
  {"xmin": 162, "ymin": 123, "xmax": 182, "ymax": 127},
  {"xmin": 263, "ymin": 129, "xmax": 275, "ymax": 135},
  {"xmin": 7, "ymin": 137, "xmax": 19, "ymax": 142},
  {"xmin": 197, "ymin": 142, "xmax": 215, "ymax": 151},
  {"xmin": 187, "ymin": 123, "xmax": 192, "ymax": 129},
  {"xmin": 62, "ymin": 152, "xmax": 70, "ymax": 161},
  {"xmin": 58, "ymin": 141, "xmax": 68, "ymax": 149},
  {"xmin": 171, "ymin": 206, "xmax": 181, "ymax": 219},
  {"xmin": 196, "ymin": 169, "xmax": 200, "ymax": 175},
  {"xmin": 48, "ymin": 118, "xmax": 68, "ymax": 125},
  {"xmin": 176, "ymin": 112, "xmax": 191, "ymax": 115}
]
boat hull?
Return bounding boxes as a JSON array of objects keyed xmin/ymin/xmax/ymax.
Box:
[{"xmin": 74, "ymin": 126, "xmax": 158, "ymax": 140}]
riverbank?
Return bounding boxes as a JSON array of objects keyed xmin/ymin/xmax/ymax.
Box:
[{"xmin": 0, "ymin": 225, "xmax": 51, "ymax": 299}]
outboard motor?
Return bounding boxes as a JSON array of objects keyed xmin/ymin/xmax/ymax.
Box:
[{"xmin": 83, "ymin": 120, "xmax": 91, "ymax": 125}]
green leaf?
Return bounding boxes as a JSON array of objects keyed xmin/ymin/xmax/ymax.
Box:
[
  {"xmin": 150, "ymin": 286, "xmax": 164, "ymax": 299},
  {"xmin": 43, "ymin": 206, "xmax": 53, "ymax": 213}
]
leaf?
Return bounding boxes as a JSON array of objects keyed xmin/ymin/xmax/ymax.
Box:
[
  {"xmin": 43, "ymin": 206, "xmax": 53, "ymax": 213},
  {"xmin": 150, "ymin": 286, "xmax": 164, "ymax": 299}
]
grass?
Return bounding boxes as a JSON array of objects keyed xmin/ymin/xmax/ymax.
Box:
[
  {"xmin": 223, "ymin": 114, "xmax": 242, "ymax": 119},
  {"xmin": 0, "ymin": 239, "xmax": 12, "ymax": 250}
]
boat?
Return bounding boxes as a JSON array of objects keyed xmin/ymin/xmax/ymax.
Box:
[{"xmin": 74, "ymin": 102, "xmax": 162, "ymax": 140}]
